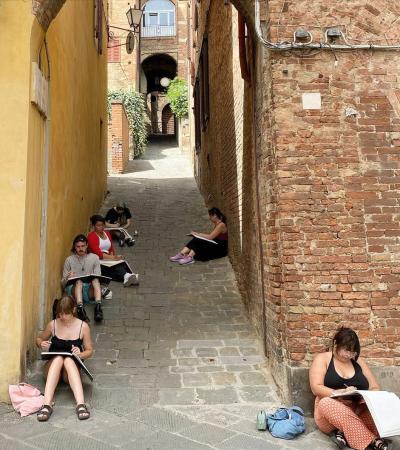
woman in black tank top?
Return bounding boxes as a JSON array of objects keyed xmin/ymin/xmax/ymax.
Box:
[
  {"xmin": 309, "ymin": 327, "xmax": 391, "ymax": 450},
  {"xmin": 36, "ymin": 296, "xmax": 93, "ymax": 422}
]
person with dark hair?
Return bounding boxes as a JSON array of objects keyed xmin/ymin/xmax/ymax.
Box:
[
  {"xmin": 169, "ymin": 207, "xmax": 228, "ymax": 265},
  {"xmin": 105, "ymin": 203, "xmax": 137, "ymax": 247},
  {"xmin": 87, "ymin": 215, "xmax": 139, "ymax": 286},
  {"xmin": 36, "ymin": 296, "xmax": 93, "ymax": 421},
  {"xmin": 62, "ymin": 234, "xmax": 104, "ymax": 323},
  {"xmin": 309, "ymin": 327, "xmax": 391, "ymax": 450}
]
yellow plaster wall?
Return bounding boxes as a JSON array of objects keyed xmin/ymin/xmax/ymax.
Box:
[
  {"xmin": 0, "ymin": 0, "xmax": 107, "ymax": 400},
  {"xmin": 0, "ymin": 1, "xmax": 38, "ymax": 400},
  {"xmin": 43, "ymin": 0, "xmax": 108, "ymax": 319}
]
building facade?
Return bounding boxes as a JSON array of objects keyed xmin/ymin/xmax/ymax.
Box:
[
  {"xmin": 0, "ymin": 0, "xmax": 108, "ymax": 400},
  {"xmin": 190, "ymin": 0, "xmax": 400, "ymax": 406}
]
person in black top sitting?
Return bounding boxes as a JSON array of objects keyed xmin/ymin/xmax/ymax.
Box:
[
  {"xmin": 36, "ymin": 296, "xmax": 93, "ymax": 422},
  {"xmin": 105, "ymin": 203, "xmax": 137, "ymax": 247},
  {"xmin": 169, "ymin": 207, "xmax": 228, "ymax": 266},
  {"xmin": 309, "ymin": 327, "xmax": 391, "ymax": 450}
]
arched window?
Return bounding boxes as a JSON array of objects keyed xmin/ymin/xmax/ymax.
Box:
[{"xmin": 142, "ymin": 0, "xmax": 175, "ymax": 37}]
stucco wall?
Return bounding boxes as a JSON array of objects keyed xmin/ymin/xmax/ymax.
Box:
[
  {"xmin": 0, "ymin": 1, "xmax": 38, "ymax": 400},
  {"xmin": 43, "ymin": 0, "xmax": 108, "ymax": 323}
]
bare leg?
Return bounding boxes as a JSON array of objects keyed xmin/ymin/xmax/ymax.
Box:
[
  {"xmin": 43, "ymin": 356, "xmax": 64, "ymax": 405},
  {"xmin": 188, "ymin": 250, "xmax": 195, "ymax": 257},
  {"xmin": 62, "ymin": 358, "xmax": 85, "ymax": 405},
  {"xmin": 179, "ymin": 246, "xmax": 191, "ymax": 255},
  {"xmin": 73, "ymin": 280, "xmax": 83, "ymax": 305},
  {"xmin": 90, "ymin": 278, "xmax": 101, "ymax": 302}
]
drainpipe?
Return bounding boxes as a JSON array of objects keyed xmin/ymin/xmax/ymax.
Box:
[{"xmin": 38, "ymin": 39, "xmax": 51, "ymax": 330}]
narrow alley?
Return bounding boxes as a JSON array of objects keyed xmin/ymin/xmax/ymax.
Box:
[{"xmin": 0, "ymin": 139, "xmax": 345, "ymax": 449}]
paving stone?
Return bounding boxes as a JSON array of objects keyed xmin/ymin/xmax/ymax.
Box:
[
  {"xmin": 177, "ymin": 340, "xmax": 224, "ymax": 349},
  {"xmin": 195, "ymin": 348, "xmax": 219, "ymax": 357},
  {"xmin": 88, "ymin": 388, "xmax": 142, "ymax": 415},
  {"xmin": 130, "ymin": 407, "xmax": 196, "ymax": 432},
  {"xmin": 95, "ymin": 374, "xmax": 131, "ymax": 387},
  {"xmin": 218, "ymin": 347, "xmax": 240, "ymax": 356},
  {"xmin": 219, "ymin": 356, "xmax": 265, "ymax": 365},
  {"xmin": 179, "ymin": 423, "xmax": 235, "ymax": 445},
  {"xmin": 27, "ymin": 430, "xmax": 116, "ymax": 450},
  {"xmin": 239, "ymin": 371, "xmax": 269, "ymax": 385},
  {"xmin": 182, "ymin": 373, "xmax": 211, "ymax": 387},
  {"xmin": 125, "ymin": 430, "xmax": 213, "ymax": 450},
  {"xmin": 88, "ymin": 420, "xmax": 156, "ymax": 446},
  {"xmin": 238, "ymin": 386, "xmax": 273, "ymax": 402},
  {"xmin": 197, "ymin": 365, "xmax": 225, "ymax": 373},
  {"xmin": 0, "ymin": 417, "xmax": 57, "ymax": 439},
  {"xmin": 211, "ymin": 372, "xmax": 237, "ymax": 386},
  {"xmin": 216, "ymin": 433, "xmax": 282, "ymax": 450},
  {"xmin": 158, "ymin": 388, "xmax": 196, "ymax": 405},
  {"xmin": 0, "ymin": 438, "xmax": 37, "ymax": 450},
  {"xmin": 0, "ymin": 403, "xmax": 13, "ymax": 415},
  {"xmin": 196, "ymin": 387, "xmax": 239, "ymax": 404}
]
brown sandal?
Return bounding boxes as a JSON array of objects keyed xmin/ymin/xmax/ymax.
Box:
[
  {"xmin": 76, "ymin": 403, "xmax": 90, "ymax": 420},
  {"xmin": 37, "ymin": 404, "xmax": 53, "ymax": 422}
]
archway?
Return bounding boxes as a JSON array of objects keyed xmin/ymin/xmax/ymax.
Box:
[
  {"xmin": 141, "ymin": 53, "xmax": 177, "ymax": 137},
  {"xmin": 161, "ymin": 104, "xmax": 175, "ymax": 135},
  {"xmin": 141, "ymin": 53, "xmax": 177, "ymax": 93}
]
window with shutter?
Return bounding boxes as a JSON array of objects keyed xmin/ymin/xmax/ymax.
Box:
[{"xmin": 107, "ymin": 38, "xmax": 121, "ymax": 63}]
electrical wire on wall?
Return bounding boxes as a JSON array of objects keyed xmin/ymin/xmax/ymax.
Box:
[{"xmin": 254, "ymin": 0, "xmax": 400, "ymax": 52}]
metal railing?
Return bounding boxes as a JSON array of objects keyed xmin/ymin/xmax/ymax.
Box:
[{"xmin": 141, "ymin": 25, "xmax": 176, "ymax": 37}]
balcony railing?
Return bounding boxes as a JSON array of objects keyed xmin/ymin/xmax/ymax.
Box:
[{"xmin": 141, "ymin": 25, "xmax": 176, "ymax": 38}]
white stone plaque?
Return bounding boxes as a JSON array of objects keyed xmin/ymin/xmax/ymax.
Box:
[{"xmin": 302, "ymin": 92, "xmax": 321, "ymax": 110}]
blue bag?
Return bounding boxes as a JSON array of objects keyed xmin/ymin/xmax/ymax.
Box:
[{"xmin": 266, "ymin": 406, "xmax": 305, "ymax": 439}]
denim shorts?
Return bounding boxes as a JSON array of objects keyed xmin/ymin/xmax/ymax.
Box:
[{"xmin": 65, "ymin": 282, "xmax": 95, "ymax": 304}]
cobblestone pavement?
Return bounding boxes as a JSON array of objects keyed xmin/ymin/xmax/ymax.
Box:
[{"xmin": 1, "ymin": 138, "xmax": 398, "ymax": 449}]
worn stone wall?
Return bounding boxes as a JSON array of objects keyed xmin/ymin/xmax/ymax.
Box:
[
  {"xmin": 108, "ymin": 102, "xmax": 130, "ymax": 173},
  {"xmin": 193, "ymin": 0, "xmax": 400, "ymax": 405}
]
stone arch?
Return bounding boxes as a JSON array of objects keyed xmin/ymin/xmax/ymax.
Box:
[
  {"xmin": 141, "ymin": 53, "xmax": 177, "ymax": 93},
  {"xmin": 161, "ymin": 103, "xmax": 175, "ymax": 135},
  {"xmin": 32, "ymin": 0, "xmax": 66, "ymax": 31}
]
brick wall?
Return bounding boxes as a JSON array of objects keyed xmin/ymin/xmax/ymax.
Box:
[
  {"xmin": 108, "ymin": 102, "xmax": 130, "ymax": 174},
  {"xmin": 193, "ymin": 0, "xmax": 400, "ymax": 404}
]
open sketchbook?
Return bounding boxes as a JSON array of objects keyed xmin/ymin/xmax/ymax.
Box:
[
  {"xmin": 100, "ymin": 259, "xmax": 133, "ymax": 272},
  {"xmin": 330, "ymin": 390, "xmax": 400, "ymax": 437},
  {"xmin": 65, "ymin": 274, "xmax": 111, "ymax": 286},
  {"xmin": 187, "ymin": 233, "xmax": 217, "ymax": 244},
  {"xmin": 41, "ymin": 352, "xmax": 93, "ymax": 382}
]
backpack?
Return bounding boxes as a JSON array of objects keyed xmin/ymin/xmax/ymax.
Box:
[
  {"xmin": 9, "ymin": 383, "xmax": 44, "ymax": 417},
  {"xmin": 257, "ymin": 406, "xmax": 305, "ymax": 439}
]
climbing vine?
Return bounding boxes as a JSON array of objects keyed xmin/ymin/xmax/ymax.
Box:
[
  {"xmin": 166, "ymin": 77, "xmax": 188, "ymax": 119},
  {"xmin": 108, "ymin": 88, "xmax": 148, "ymax": 157}
]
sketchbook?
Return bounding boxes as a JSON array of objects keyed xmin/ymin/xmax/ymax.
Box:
[
  {"xmin": 65, "ymin": 274, "xmax": 111, "ymax": 286},
  {"xmin": 100, "ymin": 259, "xmax": 133, "ymax": 272},
  {"xmin": 41, "ymin": 352, "xmax": 93, "ymax": 382},
  {"xmin": 187, "ymin": 233, "xmax": 217, "ymax": 244},
  {"xmin": 330, "ymin": 390, "xmax": 400, "ymax": 437}
]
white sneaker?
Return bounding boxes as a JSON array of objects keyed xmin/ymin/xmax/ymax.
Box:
[
  {"xmin": 123, "ymin": 273, "xmax": 139, "ymax": 287},
  {"xmin": 104, "ymin": 290, "xmax": 113, "ymax": 300}
]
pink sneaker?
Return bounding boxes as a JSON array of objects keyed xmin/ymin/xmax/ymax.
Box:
[
  {"xmin": 169, "ymin": 252, "xmax": 185, "ymax": 262},
  {"xmin": 179, "ymin": 255, "xmax": 195, "ymax": 265}
]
